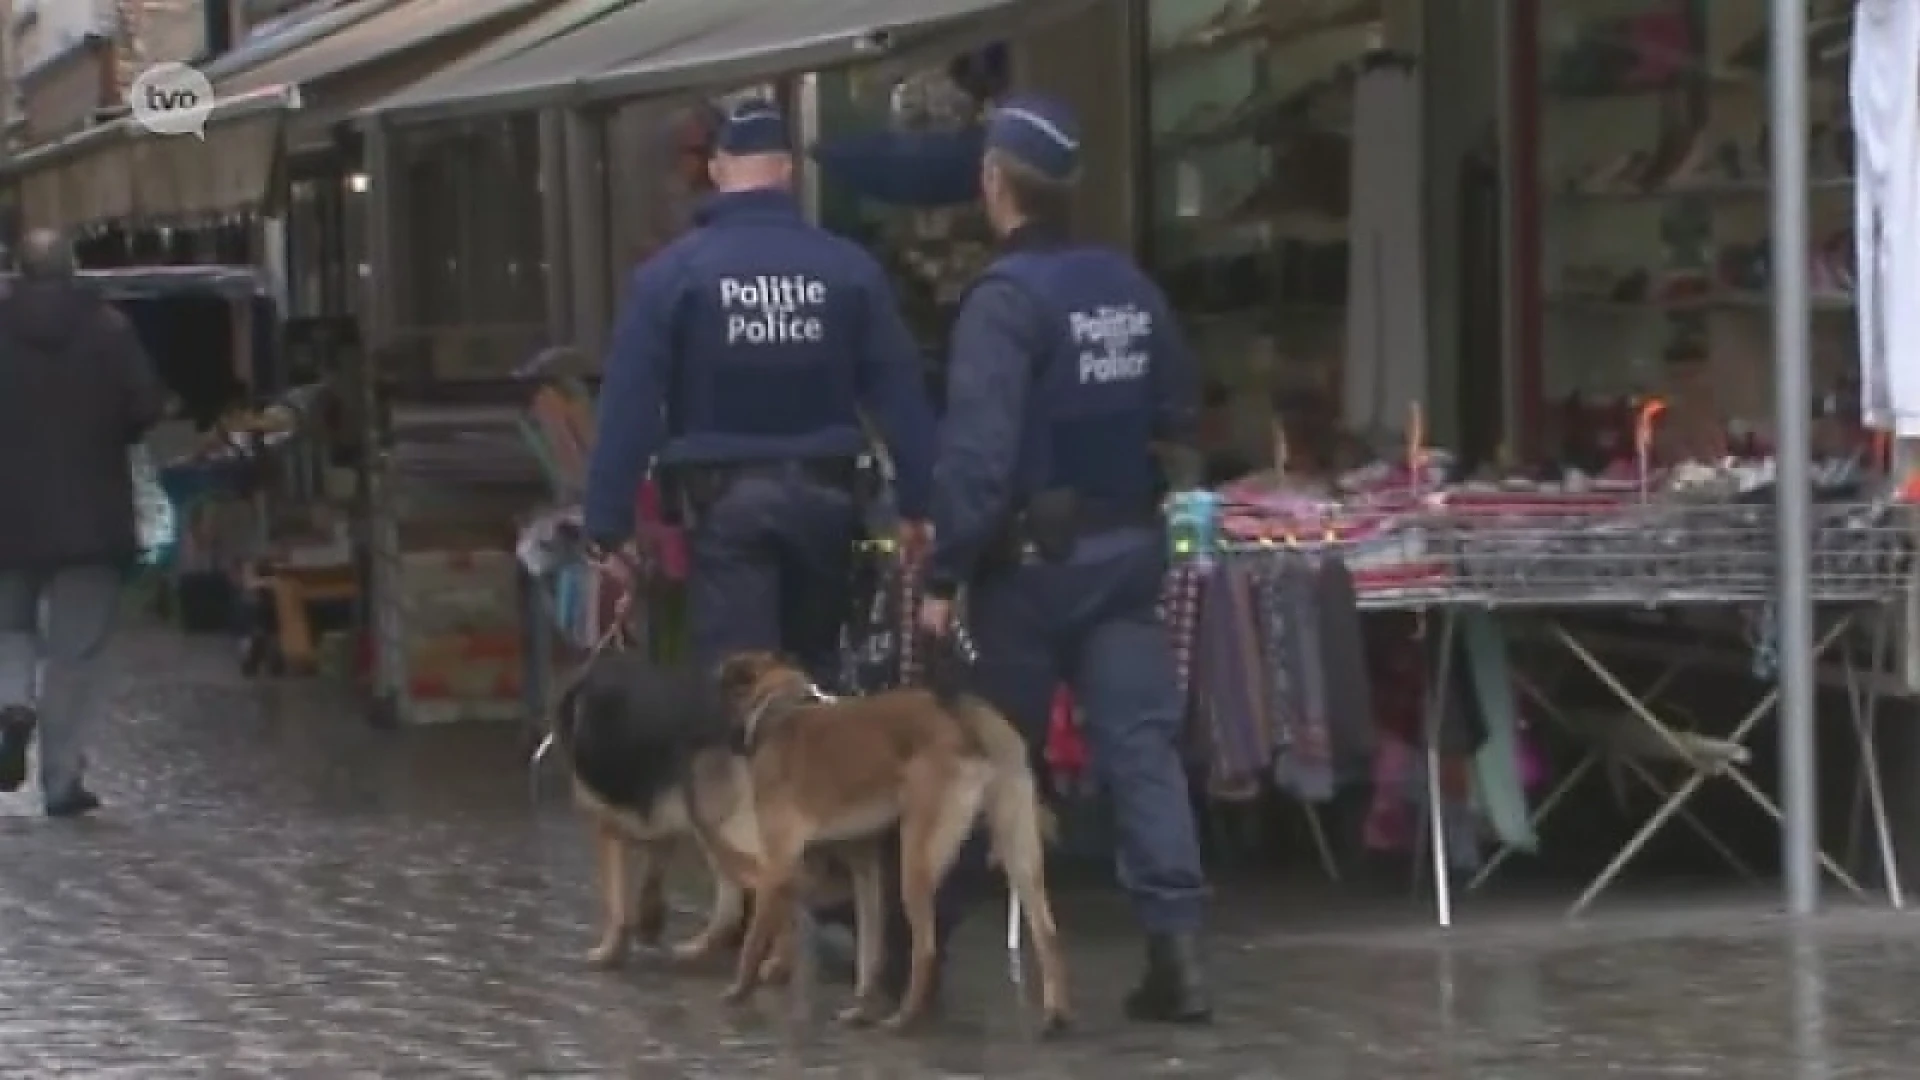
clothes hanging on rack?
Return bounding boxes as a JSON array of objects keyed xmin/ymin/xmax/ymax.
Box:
[
  {"xmin": 1460, "ymin": 610, "xmax": 1538, "ymax": 853},
  {"xmin": 1193, "ymin": 563, "xmax": 1277, "ymax": 799},
  {"xmin": 1342, "ymin": 55, "xmax": 1429, "ymax": 439},
  {"xmin": 1851, "ymin": 0, "xmax": 1920, "ymax": 434},
  {"xmin": 1255, "ymin": 554, "xmax": 1334, "ymax": 801},
  {"xmin": 1313, "ymin": 557, "xmax": 1377, "ymax": 772},
  {"xmin": 1159, "ymin": 564, "xmax": 1207, "ymax": 704}
]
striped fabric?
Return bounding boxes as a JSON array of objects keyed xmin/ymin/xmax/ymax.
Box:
[{"xmin": 1192, "ymin": 563, "xmax": 1275, "ymax": 799}]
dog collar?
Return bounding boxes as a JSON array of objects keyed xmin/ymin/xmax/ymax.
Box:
[{"xmin": 739, "ymin": 681, "xmax": 836, "ymax": 752}]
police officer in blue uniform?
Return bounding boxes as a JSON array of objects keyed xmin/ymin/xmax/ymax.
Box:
[
  {"xmin": 918, "ymin": 95, "xmax": 1213, "ymax": 1024},
  {"xmin": 583, "ymin": 99, "xmax": 935, "ymax": 678}
]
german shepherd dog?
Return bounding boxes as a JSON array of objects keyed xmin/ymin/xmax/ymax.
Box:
[
  {"xmin": 553, "ymin": 650, "xmax": 776, "ymax": 974},
  {"xmin": 706, "ymin": 653, "xmax": 1070, "ymax": 1033}
]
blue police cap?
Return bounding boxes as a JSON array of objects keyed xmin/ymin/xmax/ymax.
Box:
[
  {"xmin": 715, "ymin": 98, "xmax": 790, "ymax": 155},
  {"xmin": 985, "ymin": 95, "xmax": 1081, "ymax": 182}
]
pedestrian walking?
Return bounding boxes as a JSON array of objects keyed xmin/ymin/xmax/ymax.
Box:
[{"xmin": 0, "ymin": 229, "xmax": 166, "ymax": 816}]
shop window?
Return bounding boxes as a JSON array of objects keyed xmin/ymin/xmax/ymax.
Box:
[
  {"xmin": 1144, "ymin": 0, "xmax": 1380, "ymax": 475},
  {"xmin": 394, "ymin": 116, "xmax": 547, "ymax": 378},
  {"xmin": 286, "ymin": 177, "xmax": 327, "ymax": 318},
  {"xmin": 342, "ymin": 167, "xmax": 369, "ymax": 321}
]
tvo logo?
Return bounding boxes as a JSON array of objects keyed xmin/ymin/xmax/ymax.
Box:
[{"xmin": 129, "ymin": 63, "xmax": 214, "ymax": 138}]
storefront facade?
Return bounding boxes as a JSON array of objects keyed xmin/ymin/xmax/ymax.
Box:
[{"xmin": 355, "ymin": 0, "xmax": 1511, "ymax": 453}]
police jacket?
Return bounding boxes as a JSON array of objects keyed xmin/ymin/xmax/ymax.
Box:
[
  {"xmin": 583, "ymin": 189, "xmax": 935, "ymax": 545},
  {"xmin": 926, "ymin": 224, "xmax": 1198, "ymax": 595}
]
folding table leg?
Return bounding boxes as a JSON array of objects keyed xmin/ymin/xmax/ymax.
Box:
[
  {"xmin": 1419, "ymin": 610, "xmax": 1459, "ymax": 928},
  {"xmin": 1567, "ymin": 618, "xmax": 1864, "ymax": 916},
  {"xmin": 1473, "ymin": 659, "xmax": 1701, "ymax": 895},
  {"xmin": 1618, "ymin": 758, "xmax": 1761, "ymax": 882},
  {"xmin": 1302, "ymin": 802, "xmax": 1341, "ymax": 882},
  {"xmin": 1843, "ymin": 608, "xmax": 1905, "ymax": 908}
]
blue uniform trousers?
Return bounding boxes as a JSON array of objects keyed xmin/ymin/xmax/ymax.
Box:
[
  {"xmin": 686, "ymin": 467, "xmax": 858, "ymax": 683},
  {"xmin": 966, "ymin": 528, "xmax": 1208, "ymax": 933},
  {"xmin": 831, "ymin": 528, "xmax": 1208, "ymax": 977}
]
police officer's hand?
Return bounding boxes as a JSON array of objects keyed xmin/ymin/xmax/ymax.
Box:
[
  {"xmin": 586, "ymin": 539, "xmax": 639, "ymax": 592},
  {"xmin": 917, "ymin": 594, "xmax": 953, "ymax": 639},
  {"xmin": 899, "ymin": 520, "xmax": 933, "ymax": 565}
]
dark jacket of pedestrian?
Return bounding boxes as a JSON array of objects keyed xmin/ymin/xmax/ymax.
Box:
[{"xmin": 0, "ymin": 277, "xmax": 166, "ymax": 570}]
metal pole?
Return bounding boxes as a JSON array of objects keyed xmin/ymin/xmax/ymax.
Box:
[{"xmin": 1769, "ymin": 0, "xmax": 1817, "ymax": 916}]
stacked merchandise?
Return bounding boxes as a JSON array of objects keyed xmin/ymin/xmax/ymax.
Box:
[
  {"xmin": 372, "ymin": 398, "xmax": 551, "ymax": 724},
  {"xmin": 1199, "ymin": 446, "xmax": 1909, "ymax": 607},
  {"xmin": 397, "ymin": 548, "xmax": 523, "ymax": 710}
]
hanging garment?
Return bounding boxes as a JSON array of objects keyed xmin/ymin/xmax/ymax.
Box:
[
  {"xmin": 1158, "ymin": 563, "xmax": 1207, "ymax": 705},
  {"xmin": 1430, "ymin": 623, "xmax": 1488, "ymax": 756},
  {"xmin": 1259, "ymin": 557, "xmax": 1335, "ymax": 802},
  {"xmin": 1193, "ymin": 563, "xmax": 1275, "ymax": 798},
  {"xmin": 1852, "ymin": 0, "xmax": 1920, "ymax": 434},
  {"xmin": 1459, "ymin": 610, "xmax": 1537, "ymax": 853},
  {"xmin": 897, "ymin": 567, "xmax": 924, "ymax": 687},
  {"xmin": 1342, "ymin": 58, "xmax": 1430, "ymax": 439},
  {"xmin": 1314, "ymin": 556, "xmax": 1377, "ymax": 780}
]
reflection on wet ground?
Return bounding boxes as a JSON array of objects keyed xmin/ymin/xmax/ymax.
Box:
[{"xmin": 0, "ymin": 628, "xmax": 1914, "ymax": 1076}]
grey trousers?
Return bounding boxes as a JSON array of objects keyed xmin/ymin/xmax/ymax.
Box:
[{"xmin": 0, "ymin": 566, "xmax": 120, "ymax": 797}]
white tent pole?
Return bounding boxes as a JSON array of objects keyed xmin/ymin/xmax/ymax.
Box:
[{"xmin": 1769, "ymin": 0, "xmax": 1817, "ymax": 916}]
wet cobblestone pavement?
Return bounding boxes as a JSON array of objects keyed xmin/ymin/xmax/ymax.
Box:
[{"xmin": 4, "ymin": 627, "xmax": 1920, "ymax": 1077}]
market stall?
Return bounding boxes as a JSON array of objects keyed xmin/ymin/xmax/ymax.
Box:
[{"xmin": 1162, "ymin": 407, "xmax": 1910, "ymax": 925}]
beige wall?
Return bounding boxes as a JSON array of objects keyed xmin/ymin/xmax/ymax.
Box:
[
  {"xmin": 138, "ymin": 0, "xmax": 210, "ymax": 65},
  {"xmin": 19, "ymin": 40, "xmax": 110, "ymax": 142}
]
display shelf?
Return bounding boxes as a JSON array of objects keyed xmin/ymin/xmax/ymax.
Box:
[
  {"xmin": 1151, "ymin": 0, "xmax": 1381, "ymax": 71},
  {"xmin": 1534, "ymin": 0, "xmax": 1860, "ymax": 447},
  {"xmin": 1552, "ymin": 176, "xmax": 1854, "ymax": 203},
  {"xmin": 1146, "ymin": 0, "xmax": 1380, "ymax": 442},
  {"xmin": 1546, "ymin": 292, "xmax": 1855, "ymax": 315}
]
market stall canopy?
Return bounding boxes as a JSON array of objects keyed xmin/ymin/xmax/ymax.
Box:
[
  {"xmin": 219, "ymin": 0, "xmax": 557, "ymax": 96},
  {"xmin": 213, "ymin": 0, "xmax": 564, "ymax": 146},
  {"xmin": 362, "ymin": 0, "xmax": 1098, "ymax": 126},
  {"xmin": 6, "ymin": 88, "xmax": 295, "ymax": 230},
  {"xmin": 581, "ymin": 0, "xmax": 1094, "ymax": 104},
  {"xmin": 370, "ymin": 0, "xmax": 634, "ymax": 108},
  {"xmin": 199, "ymin": 0, "xmax": 397, "ymax": 83}
]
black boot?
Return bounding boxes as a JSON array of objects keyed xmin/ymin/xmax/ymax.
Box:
[
  {"xmin": 0, "ymin": 706, "xmax": 35, "ymax": 793},
  {"xmin": 1123, "ymin": 932, "xmax": 1213, "ymax": 1024}
]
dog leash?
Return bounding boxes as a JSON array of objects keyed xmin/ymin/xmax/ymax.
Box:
[
  {"xmin": 946, "ymin": 610, "xmax": 1023, "ymax": 986},
  {"xmin": 529, "ymin": 577, "xmax": 637, "ymax": 787}
]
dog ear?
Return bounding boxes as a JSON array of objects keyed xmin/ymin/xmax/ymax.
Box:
[{"xmin": 714, "ymin": 652, "xmax": 772, "ymax": 700}]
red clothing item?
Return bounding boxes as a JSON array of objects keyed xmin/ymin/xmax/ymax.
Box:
[
  {"xmin": 1046, "ymin": 687, "xmax": 1088, "ymax": 778},
  {"xmin": 635, "ymin": 478, "xmax": 688, "ymax": 581}
]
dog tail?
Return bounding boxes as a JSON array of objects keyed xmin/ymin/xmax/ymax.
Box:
[
  {"xmin": 949, "ymin": 696, "xmax": 1056, "ymax": 866},
  {"xmin": 548, "ymin": 676, "xmax": 586, "ymax": 753}
]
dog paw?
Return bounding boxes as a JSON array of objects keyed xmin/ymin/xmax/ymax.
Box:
[
  {"xmin": 668, "ymin": 936, "xmax": 715, "ymax": 964},
  {"xmin": 757, "ymin": 956, "xmax": 792, "ymax": 985},
  {"xmin": 1039, "ymin": 1009, "xmax": 1072, "ymax": 1038},
  {"xmin": 719, "ymin": 981, "xmax": 754, "ymax": 1005},
  {"xmin": 877, "ymin": 1008, "xmax": 922, "ymax": 1034},
  {"xmin": 836, "ymin": 1001, "xmax": 881, "ymax": 1027},
  {"xmin": 584, "ymin": 939, "xmax": 628, "ymax": 969}
]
